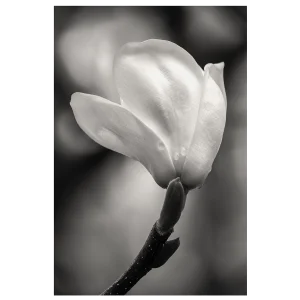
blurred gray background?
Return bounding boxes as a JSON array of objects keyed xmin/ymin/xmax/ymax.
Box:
[{"xmin": 54, "ymin": 6, "xmax": 247, "ymax": 295}]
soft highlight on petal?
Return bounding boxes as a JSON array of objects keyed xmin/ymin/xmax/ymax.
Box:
[
  {"xmin": 70, "ymin": 92, "xmax": 176, "ymax": 188},
  {"xmin": 113, "ymin": 39, "xmax": 204, "ymax": 174},
  {"xmin": 181, "ymin": 66, "xmax": 227, "ymax": 189}
]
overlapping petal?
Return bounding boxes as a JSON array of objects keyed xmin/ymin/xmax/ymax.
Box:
[
  {"xmin": 181, "ymin": 64, "xmax": 227, "ymax": 189},
  {"xmin": 204, "ymin": 62, "xmax": 227, "ymax": 103},
  {"xmin": 113, "ymin": 39, "xmax": 204, "ymax": 173},
  {"xmin": 70, "ymin": 92, "xmax": 176, "ymax": 188}
]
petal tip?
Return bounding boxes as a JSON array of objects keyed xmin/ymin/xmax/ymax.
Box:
[
  {"xmin": 215, "ymin": 62, "xmax": 225, "ymax": 70},
  {"xmin": 70, "ymin": 92, "xmax": 81, "ymax": 107},
  {"xmin": 204, "ymin": 62, "xmax": 225, "ymax": 72},
  {"xmin": 204, "ymin": 63, "xmax": 212, "ymax": 71}
]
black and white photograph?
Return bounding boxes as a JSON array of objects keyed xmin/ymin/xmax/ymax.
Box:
[{"xmin": 54, "ymin": 6, "xmax": 247, "ymax": 295}]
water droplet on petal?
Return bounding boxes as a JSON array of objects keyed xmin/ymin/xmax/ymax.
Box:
[
  {"xmin": 174, "ymin": 152, "xmax": 179, "ymax": 161},
  {"xmin": 97, "ymin": 128, "xmax": 104, "ymax": 137},
  {"xmin": 157, "ymin": 141, "xmax": 165, "ymax": 151},
  {"xmin": 98, "ymin": 128, "xmax": 114, "ymax": 139},
  {"xmin": 180, "ymin": 147, "xmax": 187, "ymax": 156}
]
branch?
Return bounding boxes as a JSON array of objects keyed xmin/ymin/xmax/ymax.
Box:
[{"xmin": 101, "ymin": 177, "xmax": 187, "ymax": 295}]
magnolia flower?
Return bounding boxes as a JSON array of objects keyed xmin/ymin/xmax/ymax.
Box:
[{"xmin": 71, "ymin": 39, "xmax": 227, "ymax": 189}]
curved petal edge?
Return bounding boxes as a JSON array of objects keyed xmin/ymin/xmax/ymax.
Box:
[
  {"xmin": 70, "ymin": 92, "xmax": 176, "ymax": 188},
  {"xmin": 181, "ymin": 65, "xmax": 227, "ymax": 189}
]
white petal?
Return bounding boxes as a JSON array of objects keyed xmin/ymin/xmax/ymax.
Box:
[
  {"xmin": 113, "ymin": 39, "xmax": 204, "ymax": 174},
  {"xmin": 181, "ymin": 65, "xmax": 227, "ymax": 189},
  {"xmin": 70, "ymin": 92, "xmax": 176, "ymax": 188},
  {"xmin": 204, "ymin": 62, "xmax": 227, "ymax": 103}
]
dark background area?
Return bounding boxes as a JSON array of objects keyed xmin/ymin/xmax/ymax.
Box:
[{"xmin": 54, "ymin": 6, "xmax": 247, "ymax": 295}]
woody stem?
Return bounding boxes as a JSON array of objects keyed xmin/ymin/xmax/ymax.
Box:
[
  {"xmin": 101, "ymin": 222, "xmax": 173, "ymax": 295},
  {"xmin": 100, "ymin": 177, "xmax": 187, "ymax": 295}
]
